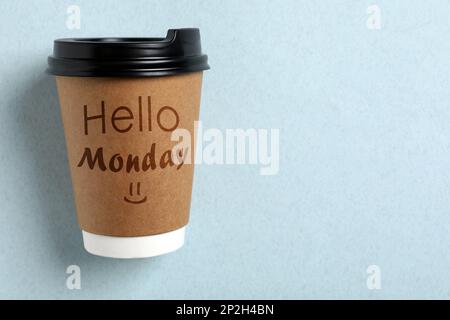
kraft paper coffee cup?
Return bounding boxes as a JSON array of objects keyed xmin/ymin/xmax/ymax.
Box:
[{"xmin": 47, "ymin": 28, "xmax": 209, "ymax": 258}]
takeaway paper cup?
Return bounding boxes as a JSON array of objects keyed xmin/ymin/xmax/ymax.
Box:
[{"xmin": 47, "ymin": 29, "xmax": 209, "ymax": 258}]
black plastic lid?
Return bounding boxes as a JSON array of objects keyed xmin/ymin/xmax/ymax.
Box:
[{"xmin": 47, "ymin": 28, "xmax": 209, "ymax": 77}]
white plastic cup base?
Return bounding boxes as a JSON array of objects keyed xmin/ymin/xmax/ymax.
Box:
[{"xmin": 82, "ymin": 227, "xmax": 185, "ymax": 259}]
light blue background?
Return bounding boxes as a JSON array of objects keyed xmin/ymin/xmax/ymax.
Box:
[{"xmin": 0, "ymin": 0, "xmax": 449, "ymax": 299}]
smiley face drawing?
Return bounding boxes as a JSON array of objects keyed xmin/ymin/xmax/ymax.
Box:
[{"xmin": 124, "ymin": 182, "xmax": 147, "ymax": 204}]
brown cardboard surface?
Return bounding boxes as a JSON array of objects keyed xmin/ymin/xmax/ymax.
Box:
[{"xmin": 56, "ymin": 72, "xmax": 203, "ymax": 237}]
